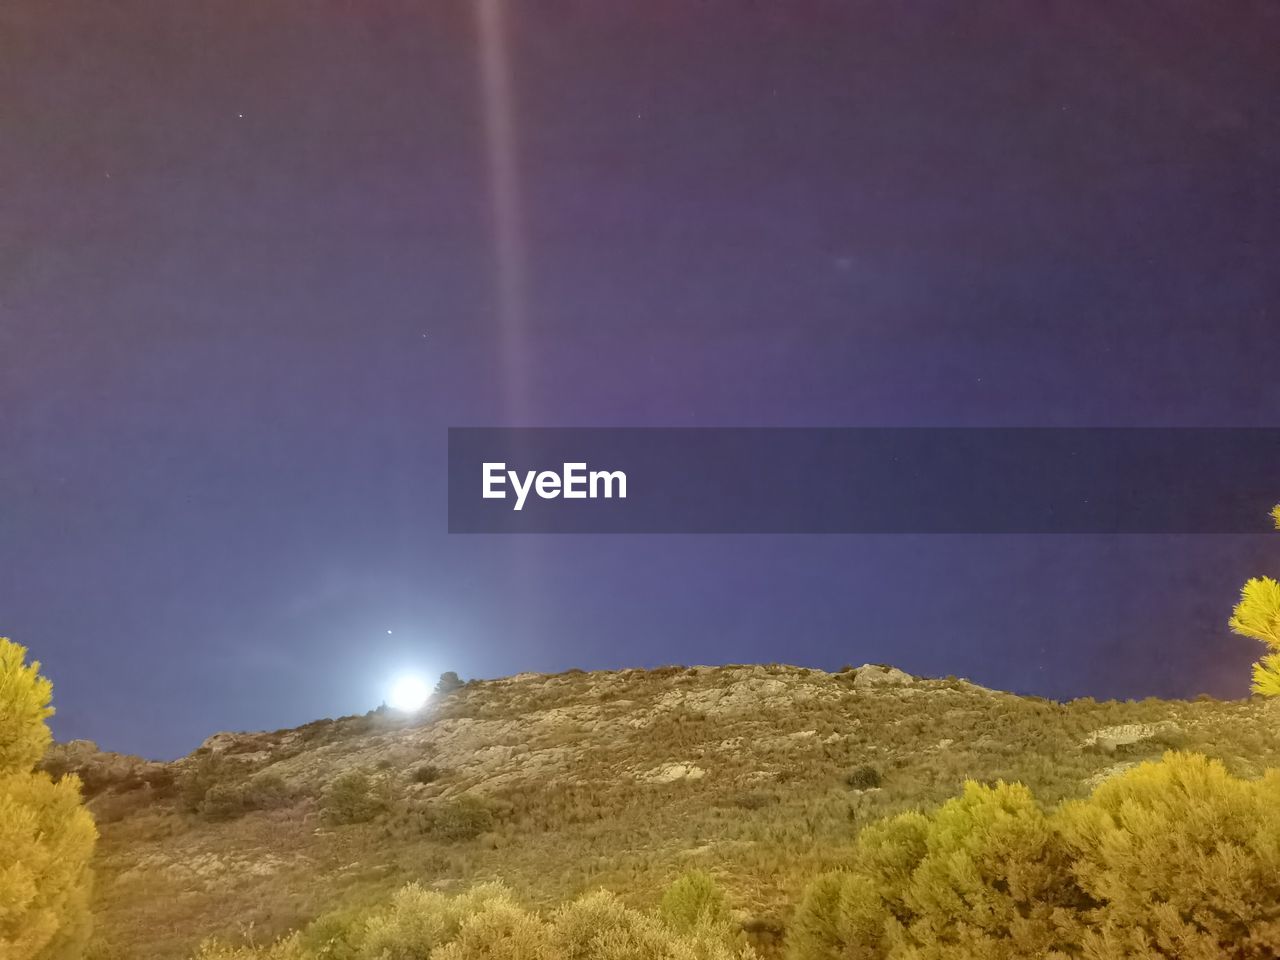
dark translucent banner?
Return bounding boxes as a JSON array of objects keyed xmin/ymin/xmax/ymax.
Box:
[{"xmin": 447, "ymin": 428, "xmax": 1280, "ymax": 534}]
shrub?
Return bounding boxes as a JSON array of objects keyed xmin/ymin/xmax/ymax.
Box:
[
  {"xmin": 180, "ymin": 758, "xmax": 293, "ymax": 821},
  {"xmin": 731, "ymin": 790, "xmax": 776, "ymax": 810},
  {"xmin": 411, "ymin": 764, "xmax": 443, "ymax": 785},
  {"xmin": 358, "ymin": 883, "xmax": 505, "ymax": 960},
  {"xmin": 194, "ymin": 881, "xmax": 754, "ymax": 960},
  {"xmin": 844, "ymin": 765, "xmax": 881, "ymax": 790},
  {"xmin": 787, "ymin": 872, "xmax": 886, "ymax": 960},
  {"xmin": 425, "ymin": 897, "xmax": 545, "ymax": 960},
  {"xmin": 321, "ymin": 771, "xmax": 384, "ymax": 825},
  {"xmin": 1059, "ymin": 753, "xmax": 1280, "ymax": 957},
  {"xmin": 204, "ymin": 772, "xmax": 294, "ymax": 821},
  {"xmin": 198, "ymin": 781, "xmax": 250, "ymax": 822},
  {"xmin": 0, "ymin": 638, "xmax": 98, "ymax": 960},
  {"xmin": 194, "ymin": 935, "xmax": 306, "ymax": 960},
  {"xmin": 788, "ymin": 752, "xmax": 1280, "ymax": 960},
  {"xmin": 179, "ymin": 754, "xmax": 235, "ymax": 814},
  {"xmin": 239, "ymin": 772, "xmax": 293, "ymax": 809},
  {"xmin": 658, "ymin": 870, "xmax": 730, "ymax": 933},
  {"xmin": 548, "ymin": 889, "xmax": 745, "ymax": 960},
  {"xmin": 426, "ymin": 796, "xmax": 495, "ymax": 841},
  {"xmin": 297, "ymin": 908, "xmax": 365, "ymax": 960},
  {"xmin": 434, "ymin": 672, "xmax": 465, "ymax": 697}
]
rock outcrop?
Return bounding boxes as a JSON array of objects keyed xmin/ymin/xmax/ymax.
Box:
[{"xmin": 41, "ymin": 739, "xmax": 173, "ymax": 795}]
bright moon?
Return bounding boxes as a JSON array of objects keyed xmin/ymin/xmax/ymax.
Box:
[{"xmin": 389, "ymin": 674, "xmax": 429, "ymax": 712}]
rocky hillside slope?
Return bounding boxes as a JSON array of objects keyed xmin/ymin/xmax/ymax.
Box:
[{"xmin": 54, "ymin": 663, "xmax": 1280, "ymax": 959}]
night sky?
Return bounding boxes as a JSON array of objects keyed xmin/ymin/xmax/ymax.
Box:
[{"xmin": 5, "ymin": 2, "xmax": 1280, "ymax": 759}]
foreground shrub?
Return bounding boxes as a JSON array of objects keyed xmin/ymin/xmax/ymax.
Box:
[
  {"xmin": 195, "ymin": 876, "xmax": 752, "ymax": 960},
  {"xmin": 194, "ymin": 937, "xmax": 306, "ymax": 960},
  {"xmin": 1059, "ymin": 754, "xmax": 1280, "ymax": 957},
  {"xmin": 425, "ymin": 896, "xmax": 546, "ymax": 960},
  {"xmin": 659, "ymin": 870, "xmax": 730, "ymax": 933},
  {"xmin": 788, "ymin": 752, "xmax": 1280, "ymax": 959},
  {"xmin": 787, "ymin": 872, "xmax": 886, "ymax": 960},
  {"xmin": 0, "ymin": 638, "xmax": 98, "ymax": 959},
  {"xmin": 359, "ymin": 883, "xmax": 512, "ymax": 960}
]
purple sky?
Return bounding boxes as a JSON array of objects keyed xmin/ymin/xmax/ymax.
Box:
[{"xmin": 4, "ymin": 1, "xmax": 1280, "ymax": 758}]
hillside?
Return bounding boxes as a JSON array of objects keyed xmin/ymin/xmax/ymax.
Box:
[{"xmin": 58, "ymin": 663, "xmax": 1280, "ymax": 959}]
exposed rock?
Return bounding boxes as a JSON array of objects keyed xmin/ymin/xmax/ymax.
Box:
[
  {"xmin": 853, "ymin": 664, "xmax": 914, "ymax": 689},
  {"xmin": 1085, "ymin": 761, "xmax": 1140, "ymax": 788},
  {"xmin": 641, "ymin": 762, "xmax": 706, "ymax": 783},
  {"xmin": 951, "ymin": 678, "xmax": 996, "ymax": 695},
  {"xmin": 41, "ymin": 739, "xmax": 172, "ymax": 795},
  {"xmin": 197, "ymin": 731, "xmax": 276, "ymax": 760},
  {"xmin": 1081, "ymin": 722, "xmax": 1181, "ymax": 754},
  {"xmin": 199, "ymin": 732, "xmax": 241, "ymax": 753}
]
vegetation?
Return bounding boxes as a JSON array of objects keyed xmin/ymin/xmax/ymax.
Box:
[
  {"xmin": 658, "ymin": 870, "xmax": 730, "ymax": 933},
  {"xmin": 1229, "ymin": 504, "xmax": 1280, "ymax": 695},
  {"xmin": 788, "ymin": 752, "xmax": 1280, "ymax": 959},
  {"xmin": 180, "ymin": 756, "xmax": 294, "ymax": 821},
  {"xmin": 411, "ymin": 763, "xmax": 443, "ymax": 785},
  {"xmin": 193, "ymin": 875, "xmax": 752, "ymax": 960},
  {"xmin": 81, "ymin": 664, "xmax": 1280, "ymax": 958},
  {"xmin": 419, "ymin": 795, "xmax": 497, "ymax": 841},
  {"xmin": 321, "ymin": 771, "xmax": 385, "ymax": 825},
  {"xmin": 844, "ymin": 765, "xmax": 881, "ymax": 790},
  {"xmin": 435, "ymin": 672, "xmax": 465, "ymax": 697},
  {"xmin": 0, "ymin": 637, "xmax": 97, "ymax": 959}
]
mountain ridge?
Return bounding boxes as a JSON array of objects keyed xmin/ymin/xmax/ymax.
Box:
[{"xmin": 57, "ymin": 662, "xmax": 1280, "ymax": 958}]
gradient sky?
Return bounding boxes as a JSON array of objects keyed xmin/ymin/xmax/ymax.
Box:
[{"xmin": 4, "ymin": 1, "xmax": 1280, "ymax": 759}]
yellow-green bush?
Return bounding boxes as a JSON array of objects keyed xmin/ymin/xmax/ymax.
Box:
[
  {"xmin": 194, "ymin": 874, "xmax": 753, "ymax": 960},
  {"xmin": 1059, "ymin": 753, "xmax": 1280, "ymax": 958},
  {"xmin": 192, "ymin": 937, "xmax": 306, "ymax": 960},
  {"xmin": 788, "ymin": 752, "xmax": 1280, "ymax": 959},
  {"xmin": 658, "ymin": 870, "xmax": 730, "ymax": 933},
  {"xmin": 0, "ymin": 638, "xmax": 98, "ymax": 959},
  {"xmin": 1228, "ymin": 504, "xmax": 1280, "ymax": 695}
]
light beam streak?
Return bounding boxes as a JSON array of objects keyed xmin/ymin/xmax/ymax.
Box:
[{"xmin": 475, "ymin": 0, "xmax": 530, "ymax": 420}]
